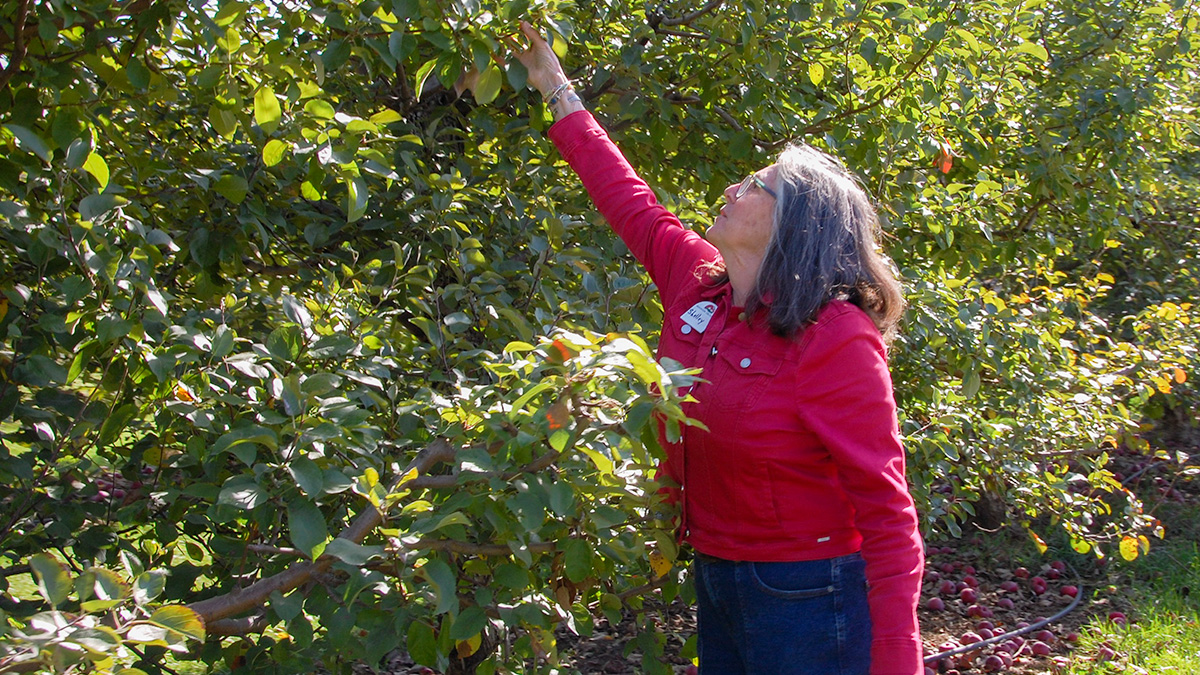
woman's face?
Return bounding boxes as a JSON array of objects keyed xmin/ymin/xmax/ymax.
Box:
[{"xmin": 707, "ymin": 164, "xmax": 779, "ymax": 260}]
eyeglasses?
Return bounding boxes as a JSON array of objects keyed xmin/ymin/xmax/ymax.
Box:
[{"xmin": 735, "ymin": 173, "xmax": 778, "ymax": 200}]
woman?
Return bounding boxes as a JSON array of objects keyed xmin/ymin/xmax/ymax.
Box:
[{"xmin": 511, "ymin": 22, "xmax": 924, "ymax": 675}]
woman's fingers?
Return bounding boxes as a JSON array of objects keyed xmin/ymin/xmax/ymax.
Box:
[{"xmin": 519, "ymin": 20, "xmax": 543, "ymax": 45}]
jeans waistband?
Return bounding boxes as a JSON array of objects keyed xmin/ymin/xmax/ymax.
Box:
[{"xmin": 693, "ymin": 550, "xmax": 863, "ymax": 565}]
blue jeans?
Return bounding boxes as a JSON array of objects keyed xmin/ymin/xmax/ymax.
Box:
[{"xmin": 693, "ymin": 552, "xmax": 872, "ymax": 675}]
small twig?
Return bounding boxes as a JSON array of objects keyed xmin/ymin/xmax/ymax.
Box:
[
  {"xmin": 659, "ymin": 0, "xmax": 724, "ymax": 27},
  {"xmin": 245, "ymin": 544, "xmax": 306, "ymax": 557},
  {"xmin": 410, "ymin": 539, "xmax": 557, "ymax": 556}
]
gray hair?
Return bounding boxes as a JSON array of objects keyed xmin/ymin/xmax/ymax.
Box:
[{"xmin": 742, "ymin": 143, "xmax": 904, "ymax": 341}]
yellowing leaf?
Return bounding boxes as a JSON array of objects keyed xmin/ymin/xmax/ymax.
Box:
[
  {"xmin": 456, "ymin": 633, "xmax": 483, "ymax": 659},
  {"xmin": 370, "ymin": 109, "xmax": 403, "ymax": 124},
  {"xmin": 648, "ymin": 550, "xmax": 671, "ymax": 578},
  {"xmin": 1119, "ymin": 536, "xmax": 1139, "ymax": 561},
  {"xmin": 1138, "ymin": 535, "xmax": 1150, "ymax": 555},
  {"xmin": 83, "ymin": 152, "xmax": 110, "ymax": 190},
  {"xmin": 263, "ymin": 139, "xmax": 288, "ymax": 167},
  {"xmin": 174, "ymin": 384, "xmax": 195, "ymax": 402},
  {"xmin": 254, "ymin": 86, "xmax": 282, "ymax": 133},
  {"xmin": 808, "ymin": 62, "xmax": 825, "ymax": 86},
  {"xmin": 1028, "ymin": 529, "xmax": 1048, "ymax": 554},
  {"xmin": 1175, "ymin": 368, "xmax": 1187, "ymax": 384},
  {"xmin": 1154, "ymin": 376, "xmax": 1172, "ymax": 394},
  {"xmin": 148, "ymin": 606, "xmax": 206, "ymax": 641},
  {"xmin": 1070, "ymin": 536, "xmax": 1091, "ymax": 554}
]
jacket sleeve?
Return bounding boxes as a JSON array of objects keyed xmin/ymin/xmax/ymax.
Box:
[
  {"xmin": 794, "ymin": 307, "xmax": 925, "ymax": 675},
  {"xmin": 547, "ymin": 111, "xmax": 719, "ymax": 307}
]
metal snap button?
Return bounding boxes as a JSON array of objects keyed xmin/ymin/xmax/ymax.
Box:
[
  {"xmin": 681, "ymin": 324, "xmax": 693, "ymax": 334},
  {"xmin": 740, "ymin": 357, "xmax": 751, "ymax": 368}
]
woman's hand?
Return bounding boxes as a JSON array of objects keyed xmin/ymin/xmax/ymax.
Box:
[{"xmin": 509, "ymin": 20, "xmax": 569, "ymax": 97}]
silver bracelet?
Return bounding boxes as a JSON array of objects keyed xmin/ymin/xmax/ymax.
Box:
[{"xmin": 543, "ymin": 80, "xmax": 573, "ymax": 104}]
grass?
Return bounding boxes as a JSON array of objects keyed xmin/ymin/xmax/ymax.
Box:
[{"xmin": 1065, "ymin": 502, "xmax": 1200, "ymax": 674}]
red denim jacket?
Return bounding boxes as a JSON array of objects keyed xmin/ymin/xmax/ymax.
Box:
[{"xmin": 549, "ymin": 111, "xmax": 924, "ymax": 675}]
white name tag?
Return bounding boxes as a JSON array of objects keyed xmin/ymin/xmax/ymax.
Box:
[{"xmin": 680, "ymin": 301, "xmax": 717, "ymax": 334}]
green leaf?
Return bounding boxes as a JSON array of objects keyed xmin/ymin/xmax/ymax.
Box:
[
  {"xmin": 29, "ymin": 553, "xmax": 72, "ymax": 607},
  {"xmin": 214, "ymin": 174, "xmax": 249, "ymax": 204},
  {"xmin": 125, "ymin": 58, "xmax": 151, "ymax": 89},
  {"xmin": 413, "ymin": 59, "xmax": 437, "ymax": 97},
  {"xmin": 98, "ymin": 403, "xmax": 139, "ymax": 447},
  {"xmin": 67, "ymin": 626, "xmax": 122, "ymax": 654},
  {"xmin": 79, "ymin": 193, "xmax": 126, "ymax": 221},
  {"xmin": 132, "ymin": 570, "xmax": 166, "ymax": 605},
  {"xmin": 125, "ymin": 623, "xmax": 170, "ymax": 645},
  {"xmin": 426, "ymin": 510, "xmax": 472, "ymax": 532},
  {"xmin": 449, "ymin": 606, "xmax": 488, "ymax": 640},
  {"xmin": 346, "ymin": 175, "xmax": 368, "ymax": 222},
  {"xmin": 562, "ymin": 538, "xmax": 591, "ymax": 583},
  {"xmin": 288, "ymin": 456, "xmax": 325, "ymax": 497},
  {"xmin": 87, "ymin": 567, "xmax": 130, "ymax": 601},
  {"xmin": 4, "ymin": 124, "xmax": 51, "ymax": 161},
  {"xmin": 549, "ymin": 429, "xmax": 570, "ymax": 452},
  {"xmin": 323, "ymin": 538, "xmax": 383, "ymax": 566},
  {"xmin": 370, "ymin": 109, "xmax": 403, "ymax": 124},
  {"xmin": 420, "ymin": 558, "xmax": 459, "ymax": 615},
  {"xmin": 288, "ymin": 498, "xmax": 329, "ymax": 559},
  {"xmin": 269, "ymin": 590, "xmax": 303, "ymax": 621},
  {"xmin": 218, "ymin": 475, "xmax": 267, "ymax": 509},
  {"xmin": 1012, "ymin": 40, "xmax": 1049, "ymax": 62},
  {"xmin": 494, "ymin": 563, "xmax": 529, "ymax": 590},
  {"xmin": 407, "ymin": 620, "xmax": 439, "ymax": 667},
  {"xmin": 508, "ymin": 382, "xmax": 555, "ymax": 419},
  {"xmin": 474, "ymin": 64, "xmax": 503, "ymax": 105},
  {"xmin": 212, "ymin": 425, "xmax": 278, "ymax": 465},
  {"xmin": 254, "ymin": 86, "xmax": 282, "ymax": 134},
  {"xmin": 506, "ymin": 60, "xmax": 528, "ymax": 91},
  {"xmin": 148, "ymin": 606, "xmax": 206, "ymax": 641},
  {"xmin": 266, "ymin": 324, "xmax": 303, "ymax": 361},
  {"xmin": 208, "ymin": 105, "xmax": 237, "ymax": 138},
  {"xmin": 305, "ymin": 99, "xmax": 336, "ymax": 119},
  {"xmin": 65, "ymin": 138, "xmax": 91, "ymax": 168},
  {"xmin": 263, "ymin": 139, "xmax": 288, "ymax": 166}
]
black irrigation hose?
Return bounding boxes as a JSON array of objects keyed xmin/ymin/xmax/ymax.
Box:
[{"xmin": 922, "ymin": 565, "xmax": 1086, "ymax": 666}]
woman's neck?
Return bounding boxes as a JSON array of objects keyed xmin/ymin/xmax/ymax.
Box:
[{"xmin": 723, "ymin": 251, "xmax": 764, "ymax": 306}]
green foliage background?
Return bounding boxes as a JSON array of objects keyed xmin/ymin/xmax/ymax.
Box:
[{"xmin": 0, "ymin": 0, "xmax": 1197, "ymax": 672}]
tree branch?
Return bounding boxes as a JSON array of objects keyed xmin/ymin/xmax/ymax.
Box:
[
  {"xmin": 660, "ymin": 1, "xmax": 725, "ymax": 27},
  {"xmin": 187, "ymin": 439, "xmax": 456, "ymax": 623},
  {"xmin": 408, "ymin": 447, "xmax": 561, "ymax": 490},
  {"xmin": 206, "ymin": 613, "xmax": 269, "ymax": 636},
  {"xmin": 0, "ymin": 0, "xmax": 31, "ymax": 92}
]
